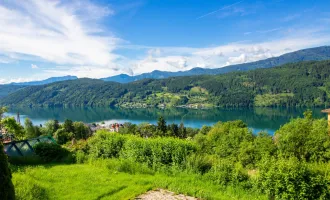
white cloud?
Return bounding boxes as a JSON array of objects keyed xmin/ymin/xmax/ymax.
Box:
[
  {"xmin": 0, "ymin": 0, "xmax": 120, "ymax": 78},
  {"xmin": 0, "ymin": 0, "xmax": 330, "ymax": 81},
  {"xmin": 124, "ymin": 34, "xmax": 330, "ymax": 75},
  {"xmin": 31, "ymin": 64, "xmax": 39, "ymax": 69}
]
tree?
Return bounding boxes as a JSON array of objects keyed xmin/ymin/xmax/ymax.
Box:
[
  {"xmin": 24, "ymin": 118, "xmax": 39, "ymax": 139},
  {"xmin": 0, "ymin": 142, "xmax": 15, "ymax": 200},
  {"xmin": 0, "ymin": 107, "xmax": 8, "ymax": 130},
  {"xmin": 43, "ymin": 120, "xmax": 60, "ymax": 136},
  {"xmin": 54, "ymin": 128, "xmax": 73, "ymax": 145},
  {"xmin": 167, "ymin": 123, "xmax": 179, "ymax": 137},
  {"xmin": 157, "ymin": 116, "xmax": 167, "ymax": 135},
  {"xmin": 63, "ymin": 119, "xmax": 74, "ymax": 133},
  {"xmin": 1, "ymin": 117, "xmax": 25, "ymax": 140},
  {"xmin": 178, "ymin": 122, "xmax": 187, "ymax": 138},
  {"xmin": 0, "ymin": 107, "xmax": 8, "ymax": 121},
  {"xmin": 73, "ymin": 122, "xmax": 90, "ymax": 140}
]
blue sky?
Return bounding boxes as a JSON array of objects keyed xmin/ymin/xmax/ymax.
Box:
[{"xmin": 0, "ymin": 0, "xmax": 330, "ymax": 83}]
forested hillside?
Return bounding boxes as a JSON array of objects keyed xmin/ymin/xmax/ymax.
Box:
[
  {"xmin": 0, "ymin": 85, "xmax": 26, "ymax": 98},
  {"xmin": 2, "ymin": 60, "xmax": 330, "ymax": 108}
]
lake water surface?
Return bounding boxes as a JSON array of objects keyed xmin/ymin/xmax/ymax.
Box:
[{"xmin": 6, "ymin": 107, "xmax": 326, "ymax": 135}]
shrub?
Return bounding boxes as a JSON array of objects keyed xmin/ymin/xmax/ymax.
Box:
[
  {"xmin": 256, "ymin": 157, "xmax": 330, "ymax": 199},
  {"xmin": 0, "ymin": 142, "xmax": 15, "ymax": 200},
  {"xmin": 33, "ymin": 142, "xmax": 68, "ymax": 162},
  {"xmin": 120, "ymin": 136, "xmax": 196, "ymax": 169},
  {"xmin": 88, "ymin": 131, "xmax": 126, "ymax": 159},
  {"xmin": 204, "ymin": 158, "xmax": 249, "ymax": 187},
  {"xmin": 53, "ymin": 128, "xmax": 73, "ymax": 145},
  {"xmin": 186, "ymin": 154, "xmax": 213, "ymax": 174},
  {"xmin": 75, "ymin": 150, "xmax": 87, "ymax": 164},
  {"xmin": 275, "ymin": 111, "xmax": 330, "ymax": 162}
]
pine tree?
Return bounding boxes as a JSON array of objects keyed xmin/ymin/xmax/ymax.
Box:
[
  {"xmin": 0, "ymin": 142, "xmax": 15, "ymax": 200},
  {"xmin": 157, "ymin": 116, "xmax": 167, "ymax": 135}
]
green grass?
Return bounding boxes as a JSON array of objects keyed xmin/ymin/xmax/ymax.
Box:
[{"xmin": 12, "ymin": 159, "xmax": 267, "ymax": 200}]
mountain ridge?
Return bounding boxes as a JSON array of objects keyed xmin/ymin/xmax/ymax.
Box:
[
  {"xmin": 2, "ymin": 60, "xmax": 330, "ymax": 108},
  {"xmin": 8, "ymin": 75, "xmax": 78, "ymax": 86},
  {"xmin": 101, "ymin": 46, "xmax": 330, "ymax": 83}
]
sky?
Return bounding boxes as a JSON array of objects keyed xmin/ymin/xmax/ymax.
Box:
[{"xmin": 1, "ymin": 0, "xmax": 330, "ymax": 83}]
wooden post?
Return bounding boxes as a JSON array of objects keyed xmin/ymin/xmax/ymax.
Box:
[{"xmin": 321, "ymin": 109, "xmax": 330, "ymax": 134}]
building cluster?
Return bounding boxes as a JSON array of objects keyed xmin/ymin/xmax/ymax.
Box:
[{"xmin": 88, "ymin": 123, "xmax": 124, "ymax": 133}]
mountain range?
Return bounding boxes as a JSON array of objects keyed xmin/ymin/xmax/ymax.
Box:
[
  {"xmin": 1, "ymin": 46, "xmax": 330, "ymax": 99},
  {"xmin": 1, "ymin": 60, "xmax": 330, "ymax": 108},
  {"xmin": 101, "ymin": 46, "xmax": 330, "ymax": 83},
  {"xmin": 8, "ymin": 75, "xmax": 78, "ymax": 86}
]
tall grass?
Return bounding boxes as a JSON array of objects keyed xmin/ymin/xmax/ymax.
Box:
[{"xmin": 12, "ymin": 159, "xmax": 267, "ymax": 200}]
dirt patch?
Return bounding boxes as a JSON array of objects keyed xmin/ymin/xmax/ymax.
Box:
[{"xmin": 136, "ymin": 189, "xmax": 199, "ymax": 200}]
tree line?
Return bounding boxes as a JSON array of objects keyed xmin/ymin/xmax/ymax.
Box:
[{"xmin": 1, "ymin": 60, "xmax": 330, "ymax": 108}]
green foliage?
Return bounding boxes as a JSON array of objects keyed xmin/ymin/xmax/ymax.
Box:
[
  {"xmin": 33, "ymin": 143, "xmax": 68, "ymax": 162},
  {"xmin": 63, "ymin": 119, "xmax": 74, "ymax": 133},
  {"xmin": 88, "ymin": 131, "xmax": 127, "ymax": 159},
  {"xmin": 256, "ymin": 157, "xmax": 330, "ymax": 199},
  {"xmin": 4, "ymin": 60, "xmax": 330, "ymax": 108},
  {"xmin": 43, "ymin": 120, "xmax": 60, "ymax": 136},
  {"xmin": 120, "ymin": 136, "xmax": 196, "ymax": 168},
  {"xmin": 207, "ymin": 120, "xmax": 253, "ymax": 159},
  {"xmin": 24, "ymin": 118, "xmax": 42, "ymax": 139},
  {"xmin": 13, "ymin": 175, "xmax": 48, "ymax": 200},
  {"xmin": 157, "ymin": 116, "xmax": 167, "ymax": 135},
  {"xmin": 1, "ymin": 117, "xmax": 25, "ymax": 139},
  {"xmin": 53, "ymin": 128, "xmax": 73, "ymax": 145},
  {"xmin": 0, "ymin": 142, "xmax": 15, "ymax": 200},
  {"xmin": 72, "ymin": 122, "xmax": 90, "ymax": 140},
  {"xmin": 275, "ymin": 112, "xmax": 330, "ymax": 161}
]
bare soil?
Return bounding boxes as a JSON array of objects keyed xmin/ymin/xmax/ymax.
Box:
[{"xmin": 136, "ymin": 189, "xmax": 199, "ymax": 200}]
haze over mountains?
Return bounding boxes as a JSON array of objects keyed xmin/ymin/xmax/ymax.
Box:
[
  {"xmin": 1, "ymin": 46, "xmax": 330, "ymax": 87},
  {"xmin": 101, "ymin": 46, "xmax": 330, "ymax": 83},
  {"xmin": 8, "ymin": 76, "xmax": 78, "ymax": 86}
]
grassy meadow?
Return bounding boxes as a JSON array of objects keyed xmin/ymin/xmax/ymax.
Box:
[{"xmin": 12, "ymin": 160, "xmax": 266, "ymax": 200}]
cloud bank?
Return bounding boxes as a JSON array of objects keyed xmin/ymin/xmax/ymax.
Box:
[{"xmin": 0, "ymin": 0, "xmax": 330, "ymax": 83}]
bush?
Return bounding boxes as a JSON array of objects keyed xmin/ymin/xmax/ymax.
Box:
[
  {"xmin": 275, "ymin": 111, "xmax": 330, "ymax": 162},
  {"xmin": 33, "ymin": 143, "xmax": 68, "ymax": 162},
  {"xmin": 74, "ymin": 150, "xmax": 87, "ymax": 164},
  {"xmin": 205, "ymin": 159, "xmax": 249, "ymax": 187},
  {"xmin": 256, "ymin": 157, "xmax": 330, "ymax": 199},
  {"xmin": 54, "ymin": 128, "xmax": 73, "ymax": 145},
  {"xmin": 0, "ymin": 142, "xmax": 15, "ymax": 200},
  {"xmin": 88, "ymin": 131, "xmax": 127, "ymax": 159},
  {"xmin": 120, "ymin": 136, "xmax": 196, "ymax": 169},
  {"xmin": 186, "ymin": 154, "xmax": 213, "ymax": 174}
]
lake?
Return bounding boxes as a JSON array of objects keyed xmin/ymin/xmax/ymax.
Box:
[{"xmin": 5, "ymin": 107, "xmax": 326, "ymax": 135}]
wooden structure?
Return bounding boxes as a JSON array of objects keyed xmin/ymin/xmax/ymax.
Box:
[
  {"xmin": 322, "ymin": 109, "xmax": 330, "ymax": 127},
  {"xmin": 3, "ymin": 136, "xmax": 56, "ymax": 157}
]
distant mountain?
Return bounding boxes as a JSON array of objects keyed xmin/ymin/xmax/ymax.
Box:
[
  {"xmin": 102, "ymin": 46, "xmax": 330, "ymax": 83},
  {"xmin": 9, "ymin": 75, "xmax": 78, "ymax": 86},
  {"xmin": 2, "ymin": 60, "xmax": 330, "ymax": 108},
  {"xmin": 0, "ymin": 76, "xmax": 78, "ymax": 99}
]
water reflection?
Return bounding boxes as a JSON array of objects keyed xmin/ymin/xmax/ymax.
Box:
[{"xmin": 6, "ymin": 107, "xmax": 325, "ymax": 135}]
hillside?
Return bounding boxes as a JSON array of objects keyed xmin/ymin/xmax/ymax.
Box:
[
  {"xmin": 2, "ymin": 60, "xmax": 330, "ymax": 108},
  {"xmin": 0, "ymin": 76, "xmax": 78, "ymax": 98},
  {"xmin": 102, "ymin": 46, "xmax": 330, "ymax": 83},
  {"xmin": 0, "ymin": 85, "xmax": 26, "ymax": 98}
]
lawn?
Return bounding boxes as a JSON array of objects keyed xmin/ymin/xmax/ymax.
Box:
[{"xmin": 12, "ymin": 160, "xmax": 267, "ymax": 200}]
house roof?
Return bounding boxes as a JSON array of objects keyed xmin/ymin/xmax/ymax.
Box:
[{"xmin": 321, "ymin": 109, "xmax": 330, "ymax": 113}]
